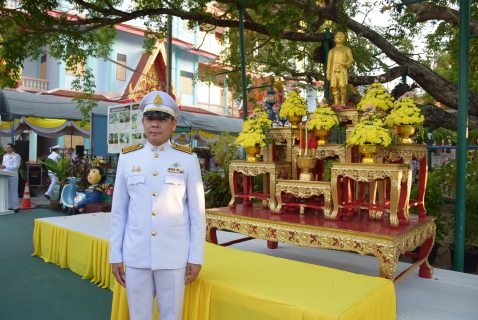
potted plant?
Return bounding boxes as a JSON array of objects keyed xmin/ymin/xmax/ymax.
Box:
[
  {"xmin": 356, "ymin": 81, "xmax": 394, "ymax": 114},
  {"xmin": 346, "ymin": 106, "xmax": 392, "ymax": 163},
  {"xmin": 40, "ymin": 157, "xmax": 72, "ymax": 209},
  {"xmin": 434, "ymin": 153, "xmax": 478, "ymax": 273},
  {"xmin": 279, "ymin": 90, "xmax": 308, "ymax": 128},
  {"xmin": 307, "ymin": 101, "xmax": 340, "ymax": 145},
  {"xmin": 236, "ymin": 108, "xmax": 272, "ymax": 162},
  {"xmin": 385, "ymin": 92, "xmax": 425, "ymax": 143}
]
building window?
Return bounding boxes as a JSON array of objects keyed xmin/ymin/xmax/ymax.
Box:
[
  {"xmin": 180, "ymin": 70, "xmax": 193, "ymax": 95},
  {"xmin": 40, "ymin": 55, "xmax": 47, "ymax": 79},
  {"xmin": 116, "ymin": 53, "xmax": 126, "ymax": 81},
  {"xmin": 65, "ymin": 57, "xmax": 86, "ymax": 76}
]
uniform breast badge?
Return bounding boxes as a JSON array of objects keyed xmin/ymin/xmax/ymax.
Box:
[
  {"xmin": 132, "ymin": 166, "xmax": 142, "ymax": 172},
  {"xmin": 168, "ymin": 162, "xmax": 184, "ymax": 173}
]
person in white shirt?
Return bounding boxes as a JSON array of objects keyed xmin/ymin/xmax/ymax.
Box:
[
  {"xmin": 44, "ymin": 145, "xmax": 61, "ymax": 200},
  {"xmin": 68, "ymin": 147, "xmax": 78, "ymax": 162},
  {"xmin": 1, "ymin": 143, "xmax": 21, "ymax": 212},
  {"xmin": 110, "ymin": 91, "xmax": 206, "ymax": 320}
]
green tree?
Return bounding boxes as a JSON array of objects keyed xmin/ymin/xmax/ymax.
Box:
[{"xmin": 1, "ymin": 1, "xmax": 477, "ymax": 129}]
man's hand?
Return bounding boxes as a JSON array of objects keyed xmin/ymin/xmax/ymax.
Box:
[
  {"xmin": 112, "ymin": 262, "xmax": 126, "ymax": 287},
  {"xmin": 0, "ymin": 164, "xmax": 5, "ymax": 169},
  {"xmin": 184, "ymin": 263, "xmax": 201, "ymax": 285}
]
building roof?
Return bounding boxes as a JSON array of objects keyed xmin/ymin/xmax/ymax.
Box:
[{"xmin": 0, "ymin": 89, "xmax": 118, "ymax": 121}]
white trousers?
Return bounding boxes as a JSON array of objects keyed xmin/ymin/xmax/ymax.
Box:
[
  {"xmin": 7, "ymin": 175, "xmax": 19, "ymax": 210},
  {"xmin": 125, "ymin": 266, "xmax": 186, "ymax": 320},
  {"xmin": 45, "ymin": 173, "xmax": 58, "ymax": 196}
]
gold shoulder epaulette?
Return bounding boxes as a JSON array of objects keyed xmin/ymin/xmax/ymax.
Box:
[
  {"xmin": 172, "ymin": 144, "xmax": 192, "ymax": 154},
  {"xmin": 122, "ymin": 143, "xmax": 144, "ymax": 154}
]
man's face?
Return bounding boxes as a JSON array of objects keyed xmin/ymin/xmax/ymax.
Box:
[
  {"xmin": 142, "ymin": 116, "xmax": 177, "ymax": 146},
  {"xmin": 5, "ymin": 145, "xmax": 13, "ymax": 153}
]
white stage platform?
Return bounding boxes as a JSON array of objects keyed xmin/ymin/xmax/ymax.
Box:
[{"xmin": 38, "ymin": 213, "xmax": 478, "ymax": 320}]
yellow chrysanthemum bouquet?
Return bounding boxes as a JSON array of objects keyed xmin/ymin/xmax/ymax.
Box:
[
  {"xmin": 279, "ymin": 90, "xmax": 308, "ymax": 117},
  {"xmin": 307, "ymin": 101, "xmax": 340, "ymax": 131},
  {"xmin": 356, "ymin": 82, "xmax": 394, "ymax": 112},
  {"xmin": 236, "ymin": 108, "xmax": 273, "ymax": 148},
  {"xmin": 385, "ymin": 92, "xmax": 424, "ymax": 126},
  {"xmin": 346, "ymin": 106, "xmax": 392, "ymax": 147}
]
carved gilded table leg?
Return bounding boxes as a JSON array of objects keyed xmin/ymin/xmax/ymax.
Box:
[
  {"xmin": 329, "ymin": 171, "xmax": 341, "ymax": 221},
  {"xmin": 368, "ymin": 181, "xmax": 379, "ymax": 220},
  {"xmin": 388, "ymin": 171, "xmax": 401, "ymax": 228},
  {"xmin": 228, "ymin": 170, "xmax": 237, "ymax": 208},
  {"xmin": 274, "ymin": 188, "xmax": 284, "ymax": 214},
  {"xmin": 377, "ymin": 248, "xmax": 399, "ymax": 280},
  {"xmin": 269, "ymin": 170, "xmax": 277, "ymax": 211}
]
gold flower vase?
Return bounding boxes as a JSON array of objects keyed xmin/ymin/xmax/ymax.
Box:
[
  {"xmin": 358, "ymin": 144, "xmax": 379, "ymax": 164},
  {"xmin": 297, "ymin": 156, "xmax": 318, "ymax": 181},
  {"xmin": 315, "ymin": 129, "xmax": 331, "ymax": 145},
  {"xmin": 394, "ymin": 124, "xmax": 416, "ymax": 143},
  {"xmin": 288, "ymin": 114, "xmax": 303, "ymax": 129},
  {"xmin": 245, "ymin": 146, "xmax": 262, "ymax": 162}
]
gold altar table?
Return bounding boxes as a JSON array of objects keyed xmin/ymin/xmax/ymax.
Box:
[
  {"xmin": 206, "ymin": 205, "xmax": 436, "ymax": 282},
  {"xmin": 228, "ymin": 160, "xmax": 291, "ymax": 211},
  {"xmin": 112, "ymin": 243, "xmax": 396, "ymax": 320},
  {"xmin": 377, "ymin": 143, "xmax": 428, "ymax": 216},
  {"xmin": 274, "ymin": 180, "xmax": 332, "ymax": 217},
  {"xmin": 330, "ymin": 163, "xmax": 412, "ymax": 228}
]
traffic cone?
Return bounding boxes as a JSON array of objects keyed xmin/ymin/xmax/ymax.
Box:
[{"xmin": 19, "ymin": 182, "xmax": 36, "ymax": 210}]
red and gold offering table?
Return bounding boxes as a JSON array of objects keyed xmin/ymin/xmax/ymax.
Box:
[
  {"xmin": 377, "ymin": 143, "xmax": 428, "ymax": 216},
  {"xmin": 268, "ymin": 127, "xmax": 300, "ymax": 162},
  {"xmin": 330, "ymin": 163, "xmax": 412, "ymax": 228},
  {"xmin": 206, "ymin": 204, "xmax": 435, "ymax": 282},
  {"xmin": 228, "ymin": 160, "xmax": 291, "ymax": 211},
  {"xmin": 274, "ymin": 180, "xmax": 331, "ymax": 216}
]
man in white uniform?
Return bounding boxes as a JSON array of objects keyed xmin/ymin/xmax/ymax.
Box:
[
  {"xmin": 1, "ymin": 143, "xmax": 21, "ymax": 213},
  {"xmin": 110, "ymin": 91, "xmax": 206, "ymax": 320},
  {"xmin": 44, "ymin": 145, "xmax": 61, "ymax": 200}
]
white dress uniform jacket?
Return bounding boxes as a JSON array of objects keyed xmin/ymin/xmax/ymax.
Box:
[
  {"xmin": 109, "ymin": 141, "xmax": 206, "ymax": 270},
  {"xmin": 2, "ymin": 152, "xmax": 20, "ymax": 175}
]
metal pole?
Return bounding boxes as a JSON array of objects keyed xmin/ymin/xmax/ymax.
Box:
[
  {"xmin": 454, "ymin": 0, "xmax": 470, "ymax": 272},
  {"xmin": 238, "ymin": 3, "xmax": 248, "ymax": 121},
  {"xmin": 166, "ymin": 15, "xmax": 173, "ymax": 95},
  {"xmin": 324, "ymin": 28, "xmax": 330, "ymax": 101}
]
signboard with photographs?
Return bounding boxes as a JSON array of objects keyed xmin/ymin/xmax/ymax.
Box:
[{"xmin": 107, "ymin": 104, "xmax": 146, "ymax": 154}]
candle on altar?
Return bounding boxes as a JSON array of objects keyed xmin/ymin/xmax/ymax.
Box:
[
  {"xmin": 299, "ymin": 123, "xmax": 302, "ymax": 156},
  {"xmin": 305, "ymin": 121, "xmax": 308, "ymax": 156}
]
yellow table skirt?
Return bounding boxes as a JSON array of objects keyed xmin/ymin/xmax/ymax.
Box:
[
  {"xmin": 32, "ymin": 219, "xmax": 115, "ymax": 290},
  {"xmin": 112, "ymin": 244, "xmax": 396, "ymax": 320},
  {"xmin": 31, "ymin": 218, "xmax": 396, "ymax": 319}
]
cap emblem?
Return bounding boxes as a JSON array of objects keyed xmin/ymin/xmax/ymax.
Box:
[{"xmin": 154, "ymin": 94, "xmax": 163, "ymax": 106}]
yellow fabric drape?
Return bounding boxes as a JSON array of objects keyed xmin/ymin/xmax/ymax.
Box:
[
  {"xmin": 72, "ymin": 120, "xmax": 90, "ymax": 131},
  {"xmin": 32, "ymin": 220, "xmax": 115, "ymax": 290},
  {"xmin": 113, "ymin": 244, "xmax": 396, "ymax": 320},
  {"xmin": 0, "ymin": 118, "xmax": 19, "ymax": 130},
  {"xmin": 23, "ymin": 116, "xmax": 67, "ymax": 128},
  {"xmin": 32, "ymin": 219, "xmax": 396, "ymax": 320}
]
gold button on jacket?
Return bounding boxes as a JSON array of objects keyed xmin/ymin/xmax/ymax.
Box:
[
  {"xmin": 152, "ymin": 211, "xmax": 157, "ymax": 216},
  {"xmin": 151, "ymin": 231, "xmax": 156, "ymax": 236},
  {"xmin": 152, "ymin": 192, "xmax": 157, "ymax": 196},
  {"xmin": 154, "ymin": 154, "xmax": 159, "ymax": 158}
]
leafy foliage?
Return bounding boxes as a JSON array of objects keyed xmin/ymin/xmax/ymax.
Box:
[
  {"xmin": 410, "ymin": 170, "xmax": 447, "ymax": 242},
  {"xmin": 202, "ymin": 171, "xmax": 231, "ymax": 208},
  {"xmin": 40, "ymin": 157, "xmax": 72, "ymax": 186}
]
